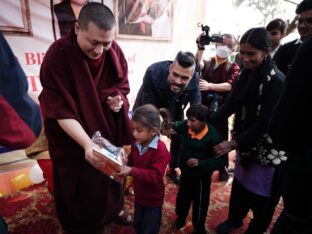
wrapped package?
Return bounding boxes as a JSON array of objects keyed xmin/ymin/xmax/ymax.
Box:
[{"xmin": 92, "ymin": 131, "xmax": 126, "ymax": 183}]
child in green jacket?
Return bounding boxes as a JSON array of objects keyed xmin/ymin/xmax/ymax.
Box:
[{"xmin": 172, "ymin": 104, "xmax": 227, "ymax": 234}]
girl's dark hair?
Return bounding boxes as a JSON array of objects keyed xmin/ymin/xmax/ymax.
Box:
[
  {"xmin": 186, "ymin": 104, "xmax": 210, "ymax": 123},
  {"xmin": 132, "ymin": 104, "xmax": 160, "ymax": 129},
  {"xmin": 240, "ymin": 27, "xmax": 270, "ymax": 52},
  {"xmin": 78, "ymin": 2, "xmax": 116, "ymax": 31}
]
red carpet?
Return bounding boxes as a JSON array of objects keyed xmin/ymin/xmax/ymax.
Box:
[{"xmin": 0, "ymin": 173, "xmax": 282, "ymax": 234}]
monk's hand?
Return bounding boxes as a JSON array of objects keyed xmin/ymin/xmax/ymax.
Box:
[
  {"xmin": 106, "ymin": 95, "xmax": 123, "ymax": 112},
  {"xmin": 85, "ymin": 143, "xmax": 107, "ymax": 171},
  {"xmin": 186, "ymin": 158, "xmax": 199, "ymax": 168},
  {"xmin": 116, "ymin": 165, "xmax": 131, "ymax": 177}
]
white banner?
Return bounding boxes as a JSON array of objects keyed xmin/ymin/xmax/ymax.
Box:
[{"xmin": 1, "ymin": 0, "xmax": 209, "ymax": 107}]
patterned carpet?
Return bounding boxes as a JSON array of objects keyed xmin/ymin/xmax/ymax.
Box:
[{"xmin": 0, "ymin": 173, "xmax": 282, "ymax": 234}]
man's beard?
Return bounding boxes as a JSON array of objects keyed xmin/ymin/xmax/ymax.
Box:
[{"xmin": 170, "ymin": 82, "xmax": 187, "ymax": 96}]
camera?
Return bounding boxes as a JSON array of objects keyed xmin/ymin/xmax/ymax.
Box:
[{"xmin": 197, "ymin": 23, "xmax": 224, "ymax": 45}]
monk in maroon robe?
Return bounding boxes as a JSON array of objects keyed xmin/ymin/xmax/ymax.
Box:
[{"xmin": 39, "ymin": 3, "xmax": 133, "ymax": 233}]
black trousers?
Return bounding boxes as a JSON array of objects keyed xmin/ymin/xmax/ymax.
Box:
[
  {"xmin": 228, "ymin": 171, "xmax": 282, "ymax": 234},
  {"xmin": 169, "ymin": 134, "xmax": 181, "ymax": 170},
  {"xmin": 175, "ymin": 172, "xmax": 211, "ymax": 233}
]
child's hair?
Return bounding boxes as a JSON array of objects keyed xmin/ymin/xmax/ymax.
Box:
[
  {"xmin": 132, "ymin": 104, "xmax": 161, "ymax": 129},
  {"xmin": 266, "ymin": 18, "xmax": 287, "ymax": 34},
  {"xmin": 186, "ymin": 104, "xmax": 210, "ymax": 123}
]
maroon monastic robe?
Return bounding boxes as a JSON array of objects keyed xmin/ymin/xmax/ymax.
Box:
[{"xmin": 39, "ymin": 29, "xmax": 133, "ymax": 233}]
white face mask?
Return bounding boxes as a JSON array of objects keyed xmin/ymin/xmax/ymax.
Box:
[{"xmin": 216, "ymin": 45, "xmax": 232, "ymax": 59}]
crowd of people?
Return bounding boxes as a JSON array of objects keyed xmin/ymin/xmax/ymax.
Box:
[{"xmin": 1, "ymin": 0, "xmax": 312, "ymax": 233}]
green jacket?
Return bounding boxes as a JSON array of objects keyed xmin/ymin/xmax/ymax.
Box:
[{"xmin": 172, "ymin": 120, "xmax": 227, "ymax": 177}]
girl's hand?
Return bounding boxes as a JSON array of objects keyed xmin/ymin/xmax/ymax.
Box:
[{"xmin": 116, "ymin": 165, "xmax": 132, "ymax": 177}]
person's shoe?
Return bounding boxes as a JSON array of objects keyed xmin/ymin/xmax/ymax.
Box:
[
  {"xmin": 216, "ymin": 220, "xmax": 242, "ymax": 234},
  {"xmin": 172, "ymin": 219, "xmax": 185, "ymax": 231},
  {"xmin": 166, "ymin": 171, "xmax": 180, "ymax": 184},
  {"xmin": 219, "ymin": 169, "xmax": 229, "ymax": 182}
]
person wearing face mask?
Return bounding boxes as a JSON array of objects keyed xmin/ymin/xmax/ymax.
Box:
[{"xmin": 196, "ymin": 33, "xmax": 240, "ymax": 182}]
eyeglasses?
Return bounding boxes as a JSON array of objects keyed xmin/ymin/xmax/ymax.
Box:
[{"xmin": 296, "ymin": 17, "xmax": 312, "ymax": 26}]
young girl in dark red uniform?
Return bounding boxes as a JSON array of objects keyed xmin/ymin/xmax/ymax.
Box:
[{"xmin": 118, "ymin": 104, "xmax": 170, "ymax": 234}]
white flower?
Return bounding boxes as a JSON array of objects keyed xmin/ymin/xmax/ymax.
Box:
[
  {"xmin": 268, "ymin": 148, "xmax": 287, "ymax": 165},
  {"xmin": 280, "ymin": 155, "xmax": 287, "ymax": 161},
  {"xmin": 267, "ymin": 154, "xmax": 275, "ymax": 160},
  {"xmin": 270, "ymin": 149, "xmax": 278, "ymax": 155},
  {"xmin": 273, "ymin": 158, "xmax": 281, "ymax": 165}
]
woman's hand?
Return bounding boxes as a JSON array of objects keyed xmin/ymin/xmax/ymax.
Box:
[{"xmin": 213, "ymin": 140, "xmax": 232, "ymax": 157}]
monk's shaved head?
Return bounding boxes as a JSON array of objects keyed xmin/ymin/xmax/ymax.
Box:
[{"xmin": 78, "ymin": 2, "xmax": 116, "ymax": 31}]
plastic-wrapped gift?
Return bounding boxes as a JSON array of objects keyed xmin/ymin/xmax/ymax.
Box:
[{"xmin": 92, "ymin": 131, "xmax": 126, "ymax": 183}]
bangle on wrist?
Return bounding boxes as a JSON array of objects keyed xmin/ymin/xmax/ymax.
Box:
[{"xmin": 230, "ymin": 140, "xmax": 237, "ymax": 150}]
